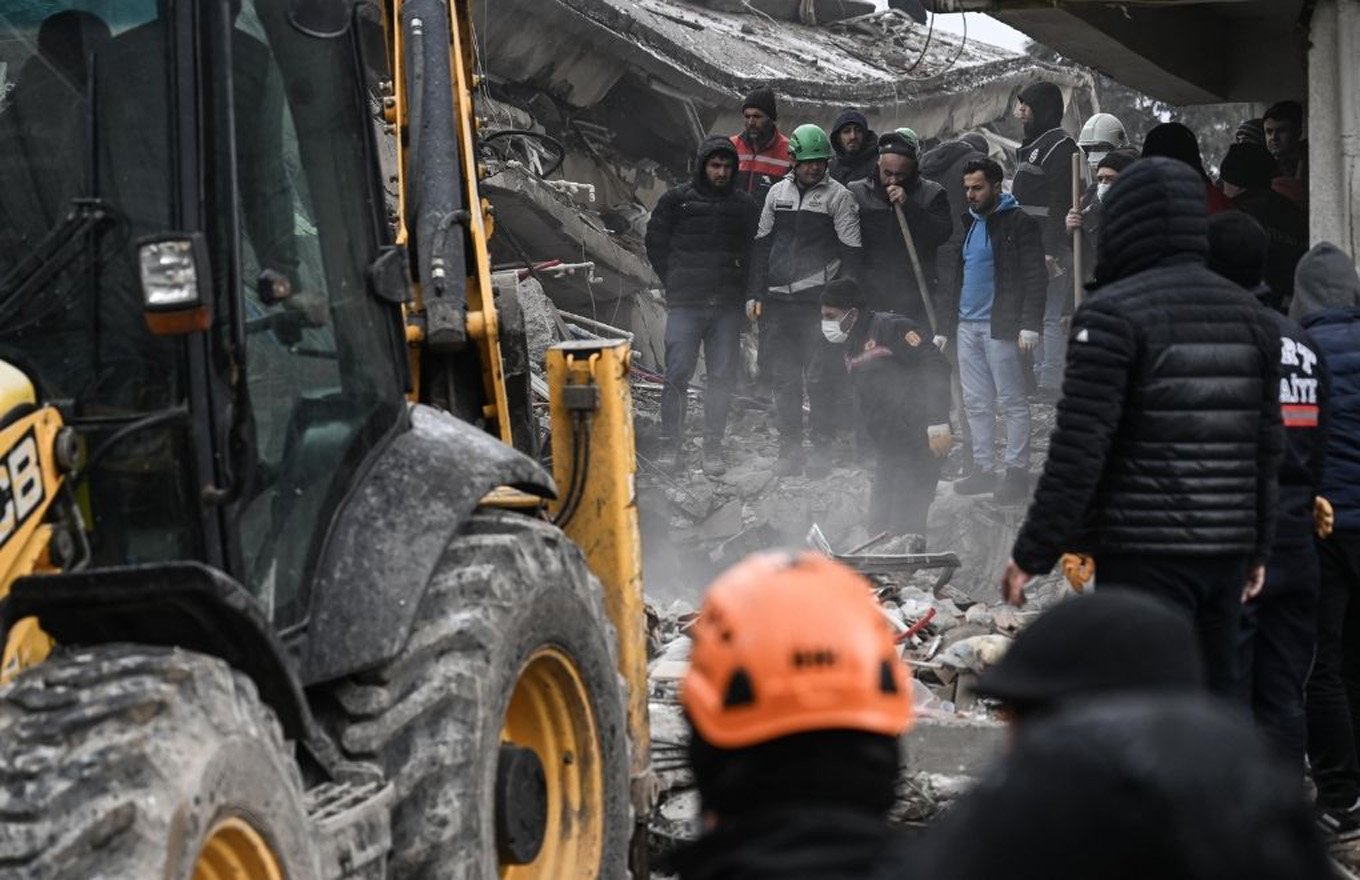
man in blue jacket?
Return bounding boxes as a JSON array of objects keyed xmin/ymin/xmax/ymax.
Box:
[
  {"xmin": 938, "ymin": 157, "xmax": 1047, "ymax": 505},
  {"xmin": 1293, "ymin": 242, "xmax": 1360, "ymax": 834},
  {"xmin": 1209, "ymin": 214, "xmax": 1329, "ymax": 769}
]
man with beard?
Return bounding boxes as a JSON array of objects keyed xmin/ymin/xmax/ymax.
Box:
[
  {"xmin": 829, "ymin": 108, "xmax": 880, "ymax": 186},
  {"xmin": 1010, "ymin": 81, "xmax": 1081, "ymax": 401},
  {"xmin": 847, "ymin": 132, "xmax": 952, "ymax": 324},
  {"xmin": 646, "ymin": 136, "xmax": 759, "ymax": 475},
  {"xmin": 729, "ymin": 87, "xmax": 791, "ymax": 207}
]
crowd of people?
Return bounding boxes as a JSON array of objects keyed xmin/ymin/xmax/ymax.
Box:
[{"xmin": 643, "ymin": 80, "xmax": 1360, "ymax": 877}]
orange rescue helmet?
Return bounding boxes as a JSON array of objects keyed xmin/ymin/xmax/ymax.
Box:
[{"xmin": 681, "ymin": 551, "xmax": 914, "ymax": 749}]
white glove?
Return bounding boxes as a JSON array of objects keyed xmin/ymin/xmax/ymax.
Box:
[
  {"xmin": 1018, "ymin": 329, "xmax": 1039, "ymax": 352},
  {"xmin": 932, "ymin": 334, "xmax": 948, "ymax": 352},
  {"xmin": 746, "ymin": 299, "xmax": 762, "ymax": 321}
]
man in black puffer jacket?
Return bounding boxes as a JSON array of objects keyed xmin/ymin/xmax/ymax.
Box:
[
  {"xmin": 646, "ymin": 136, "xmax": 759, "ymax": 474},
  {"xmin": 1208, "ymin": 212, "xmax": 1328, "ymax": 767},
  {"xmin": 1003, "ymin": 157, "xmax": 1285, "ymax": 697}
]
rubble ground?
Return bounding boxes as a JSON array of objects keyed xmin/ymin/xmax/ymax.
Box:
[{"xmin": 636, "ymin": 381, "xmax": 1072, "ymax": 870}]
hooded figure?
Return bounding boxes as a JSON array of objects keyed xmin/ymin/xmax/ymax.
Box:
[
  {"xmin": 1219, "ymin": 142, "xmax": 1308, "ymax": 306},
  {"xmin": 879, "ymin": 695, "xmax": 1332, "ymax": 880},
  {"xmin": 1292, "ymin": 243, "xmax": 1360, "ymax": 830},
  {"xmin": 1010, "ymin": 157, "xmax": 1284, "ymax": 696},
  {"xmin": 1141, "ymin": 121, "xmax": 1235, "ymax": 214},
  {"xmin": 645, "ymin": 136, "xmax": 760, "ymax": 471},
  {"xmin": 829, "ymin": 108, "xmax": 880, "ymax": 186},
  {"xmin": 919, "ymin": 133, "xmax": 987, "ymax": 238}
]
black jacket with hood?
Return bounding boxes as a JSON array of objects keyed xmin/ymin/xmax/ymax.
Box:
[
  {"xmin": 842, "ymin": 309, "xmax": 952, "ymax": 446},
  {"xmin": 919, "ymin": 135, "xmax": 986, "ymax": 238},
  {"xmin": 645, "ymin": 136, "xmax": 760, "ymax": 308},
  {"xmin": 1011, "ymin": 158, "xmax": 1284, "ymax": 575},
  {"xmin": 829, "ymin": 108, "xmax": 880, "ymax": 186},
  {"xmin": 675, "ymin": 805, "xmax": 900, "ymax": 880},
  {"xmin": 848, "ymin": 172, "xmax": 952, "ymax": 324},
  {"xmin": 1293, "ymin": 244, "xmax": 1360, "ymax": 530},
  {"xmin": 1011, "ymin": 81, "xmax": 1080, "ymax": 260}
]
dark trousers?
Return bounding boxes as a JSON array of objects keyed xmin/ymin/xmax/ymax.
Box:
[
  {"xmin": 660, "ymin": 305, "xmax": 744, "ymax": 445},
  {"xmin": 761, "ymin": 301, "xmax": 843, "ymax": 449},
  {"xmin": 1097, "ymin": 553, "xmax": 1248, "ymax": 697},
  {"xmin": 1239, "ymin": 542, "xmax": 1319, "ymax": 768},
  {"xmin": 1306, "ymin": 530, "xmax": 1360, "ymax": 808},
  {"xmin": 869, "ymin": 438, "xmax": 941, "ymax": 537}
]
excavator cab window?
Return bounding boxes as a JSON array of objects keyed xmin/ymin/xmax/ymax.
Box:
[{"xmin": 220, "ymin": 0, "xmax": 402, "ymax": 624}]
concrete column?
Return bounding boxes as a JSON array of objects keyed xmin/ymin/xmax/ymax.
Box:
[{"xmin": 1308, "ymin": 0, "xmax": 1360, "ymax": 258}]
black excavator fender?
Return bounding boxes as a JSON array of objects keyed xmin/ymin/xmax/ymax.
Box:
[{"xmin": 298, "ymin": 403, "xmax": 556, "ymax": 685}]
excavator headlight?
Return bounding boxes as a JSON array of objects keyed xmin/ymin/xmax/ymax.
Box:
[{"xmin": 136, "ymin": 234, "xmax": 212, "ymax": 335}]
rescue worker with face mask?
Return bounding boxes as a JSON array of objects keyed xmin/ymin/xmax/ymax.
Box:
[
  {"xmin": 674, "ymin": 551, "xmax": 915, "ymax": 880},
  {"xmin": 819, "ymin": 277, "xmax": 952, "ymax": 538}
]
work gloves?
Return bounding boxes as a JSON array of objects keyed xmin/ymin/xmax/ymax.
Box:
[
  {"xmin": 1018, "ymin": 329, "xmax": 1039, "ymax": 352},
  {"xmin": 932, "ymin": 334, "xmax": 948, "ymax": 352},
  {"xmin": 927, "ymin": 424, "xmax": 952, "ymax": 458},
  {"xmin": 745, "ymin": 299, "xmax": 762, "ymax": 321},
  {"xmin": 1060, "ymin": 552, "xmax": 1095, "ymax": 593}
]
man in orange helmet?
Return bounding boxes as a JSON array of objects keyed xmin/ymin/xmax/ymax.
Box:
[{"xmin": 675, "ymin": 551, "xmax": 914, "ymax": 879}]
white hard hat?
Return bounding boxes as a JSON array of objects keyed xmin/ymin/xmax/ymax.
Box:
[{"xmin": 1079, "ymin": 113, "xmax": 1129, "ymax": 151}]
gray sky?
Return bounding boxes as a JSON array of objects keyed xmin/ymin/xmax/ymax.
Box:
[{"xmin": 931, "ymin": 12, "xmax": 1031, "ymax": 53}]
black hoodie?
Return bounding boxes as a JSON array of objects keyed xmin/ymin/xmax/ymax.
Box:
[
  {"xmin": 645, "ymin": 136, "xmax": 760, "ymax": 307},
  {"xmin": 1013, "ymin": 158, "xmax": 1284, "ymax": 574},
  {"xmin": 1012, "ymin": 81, "xmax": 1080, "ymax": 258},
  {"xmin": 829, "ymin": 108, "xmax": 880, "ymax": 186}
]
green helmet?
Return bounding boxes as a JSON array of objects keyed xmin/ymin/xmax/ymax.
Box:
[
  {"xmin": 895, "ymin": 127, "xmax": 920, "ymax": 152},
  {"xmin": 789, "ymin": 123, "xmax": 833, "ymax": 162}
]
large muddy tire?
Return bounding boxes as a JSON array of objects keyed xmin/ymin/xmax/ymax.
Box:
[
  {"xmin": 0, "ymin": 645, "xmax": 320, "ymax": 880},
  {"xmin": 318, "ymin": 509, "xmax": 631, "ymax": 879}
]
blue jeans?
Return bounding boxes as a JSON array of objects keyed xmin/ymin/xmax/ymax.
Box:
[
  {"xmin": 957, "ymin": 320, "xmax": 1030, "ymax": 472},
  {"xmin": 661, "ymin": 305, "xmax": 744, "ymax": 444}
]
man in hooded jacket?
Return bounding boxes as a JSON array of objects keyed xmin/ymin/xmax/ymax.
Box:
[
  {"xmin": 1011, "ymin": 81, "xmax": 1082, "ymax": 401},
  {"xmin": 646, "ymin": 136, "xmax": 759, "ymax": 475},
  {"xmin": 1004, "ymin": 157, "xmax": 1285, "ymax": 698},
  {"xmin": 1208, "ymin": 213, "xmax": 1329, "ymax": 768},
  {"xmin": 1292, "ymin": 243, "xmax": 1360, "ymax": 834},
  {"xmin": 828, "ymin": 108, "xmax": 880, "ymax": 186},
  {"xmin": 1219, "ymin": 142, "xmax": 1308, "ymax": 310}
]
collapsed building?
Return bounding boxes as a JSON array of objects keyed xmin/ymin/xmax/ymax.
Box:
[{"xmin": 473, "ymin": 0, "xmax": 1095, "ymax": 365}]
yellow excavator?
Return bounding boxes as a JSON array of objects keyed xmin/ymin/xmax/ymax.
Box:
[{"xmin": 0, "ymin": 0, "xmax": 648, "ymax": 877}]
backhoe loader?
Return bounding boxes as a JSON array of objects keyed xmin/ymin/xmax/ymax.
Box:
[{"xmin": 0, "ymin": 0, "xmax": 647, "ymax": 876}]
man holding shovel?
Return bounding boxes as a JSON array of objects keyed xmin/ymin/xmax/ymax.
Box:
[{"xmin": 848, "ymin": 131, "xmax": 953, "ymax": 326}]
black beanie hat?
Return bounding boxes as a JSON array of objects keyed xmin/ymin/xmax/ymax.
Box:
[
  {"xmin": 877, "ymin": 131, "xmax": 918, "ymax": 159},
  {"xmin": 960, "ymin": 132, "xmax": 989, "ymax": 155},
  {"xmin": 742, "ymin": 87, "xmax": 778, "ymax": 121},
  {"xmin": 1207, "ymin": 212, "xmax": 1269, "ymax": 289},
  {"xmin": 1236, "ymin": 118, "xmax": 1266, "ymax": 146},
  {"xmin": 973, "ymin": 590, "xmax": 1205, "ymax": 716},
  {"xmin": 1219, "ymin": 142, "xmax": 1276, "ymax": 190},
  {"xmin": 1141, "ymin": 121, "xmax": 1206, "ymax": 177},
  {"xmin": 820, "ymin": 276, "xmax": 866, "ymax": 310},
  {"xmin": 687, "ymin": 727, "xmax": 900, "ymax": 817},
  {"xmin": 1096, "ymin": 148, "xmax": 1138, "ymax": 174}
]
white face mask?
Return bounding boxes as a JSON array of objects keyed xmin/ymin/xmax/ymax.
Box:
[
  {"xmin": 822, "ymin": 319, "xmax": 849, "ymax": 343},
  {"xmin": 1097, "ymin": 182, "xmax": 1112, "ymax": 202}
]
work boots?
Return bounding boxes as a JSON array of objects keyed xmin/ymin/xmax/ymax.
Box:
[
  {"xmin": 993, "ymin": 467, "xmax": 1032, "ymax": 506},
  {"xmin": 952, "ymin": 470, "xmax": 996, "ymax": 496}
]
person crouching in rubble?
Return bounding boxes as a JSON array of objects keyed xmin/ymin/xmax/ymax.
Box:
[
  {"xmin": 819, "ymin": 277, "xmax": 952, "ymax": 540},
  {"xmin": 645, "ymin": 135, "xmax": 759, "ymax": 476},
  {"xmin": 748, "ymin": 123, "xmax": 862, "ymax": 479},
  {"xmin": 673, "ymin": 551, "xmax": 913, "ymax": 880}
]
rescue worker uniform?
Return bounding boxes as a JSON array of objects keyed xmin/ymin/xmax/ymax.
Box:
[{"xmin": 749, "ymin": 156, "xmax": 862, "ymax": 465}]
